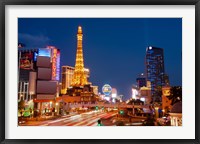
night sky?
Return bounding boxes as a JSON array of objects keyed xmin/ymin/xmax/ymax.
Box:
[{"xmin": 18, "ymin": 18, "xmax": 182, "ymax": 100}]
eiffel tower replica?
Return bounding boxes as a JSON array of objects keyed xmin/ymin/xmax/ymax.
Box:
[
  {"xmin": 71, "ymin": 26, "xmax": 88, "ymax": 86},
  {"xmin": 67, "ymin": 26, "xmax": 96, "ymax": 103}
]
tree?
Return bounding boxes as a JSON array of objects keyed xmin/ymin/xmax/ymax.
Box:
[
  {"xmin": 18, "ymin": 100, "xmax": 26, "ymax": 117},
  {"xmin": 168, "ymin": 86, "xmax": 182, "ymax": 105},
  {"xmin": 115, "ymin": 99, "xmax": 121, "ymax": 103},
  {"xmin": 18, "ymin": 100, "xmax": 25, "ymax": 110},
  {"xmin": 143, "ymin": 115, "xmax": 155, "ymax": 126},
  {"xmin": 127, "ymin": 99, "xmax": 144, "ymax": 105},
  {"xmin": 153, "ymin": 86, "xmax": 162, "ymax": 103}
]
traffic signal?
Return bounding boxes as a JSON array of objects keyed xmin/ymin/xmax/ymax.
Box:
[
  {"xmin": 95, "ymin": 106, "xmax": 99, "ymax": 110},
  {"xmin": 119, "ymin": 110, "xmax": 124, "ymax": 115},
  {"xmin": 97, "ymin": 119, "xmax": 103, "ymax": 126}
]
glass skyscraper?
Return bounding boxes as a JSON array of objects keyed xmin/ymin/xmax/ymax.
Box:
[{"xmin": 145, "ymin": 46, "xmax": 165, "ymax": 101}]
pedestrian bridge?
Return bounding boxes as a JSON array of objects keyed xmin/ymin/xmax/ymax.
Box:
[{"xmin": 64, "ymin": 103, "xmax": 150, "ymax": 109}]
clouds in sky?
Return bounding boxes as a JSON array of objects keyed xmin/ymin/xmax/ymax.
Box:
[{"xmin": 18, "ymin": 33, "xmax": 50, "ymax": 48}]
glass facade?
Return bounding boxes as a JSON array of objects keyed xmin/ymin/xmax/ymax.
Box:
[{"xmin": 145, "ymin": 46, "xmax": 165, "ymax": 97}]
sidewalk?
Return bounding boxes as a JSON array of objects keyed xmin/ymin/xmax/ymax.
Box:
[
  {"xmin": 19, "ymin": 115, "xmax": 61, "ymax": 122},
  {"xmin": 19, "ymin": 111, "xmax": 79, "ymax": 122}
]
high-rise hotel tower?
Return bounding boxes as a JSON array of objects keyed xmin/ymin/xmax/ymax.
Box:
[{"xmin": 145, "ymin": 46, "xmax": 165, "ymax": 100}]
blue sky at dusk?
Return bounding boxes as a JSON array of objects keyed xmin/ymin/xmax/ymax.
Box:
[{"xmin": 18, "ymin": 18, "xmax": 182, "ymax": 100}]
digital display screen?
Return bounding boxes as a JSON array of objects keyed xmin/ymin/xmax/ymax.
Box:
[{"xmin": 19, "ymin": 51, "xmax": 33, "ymax": 70}]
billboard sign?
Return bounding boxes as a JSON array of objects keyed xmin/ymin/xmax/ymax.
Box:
[
  {"xmin": 51, "ymin": 48, "xmax": 60, "ymax": 81},
  {"xmin": 102, "ymin": 84, "xmax": 112, "ymax": 96},
  {"xmin": 19, "ymin": 51, "xmax": 33, "ymax": 70},
  {"xmin": 132, "ymin": 88, "xmax": 138, "ymax": 99},
  {"xmin": 51, "ymin": 48, "xmax": 57, "ymax": 80},
  {"xmin": 38, "ymin": 48, "xmax": 51, "ymax": 57}
]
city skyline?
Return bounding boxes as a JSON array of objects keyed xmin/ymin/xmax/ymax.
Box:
[{"xmin": 18, "ymin": 18, "xmax": 182, "ymax": 99}]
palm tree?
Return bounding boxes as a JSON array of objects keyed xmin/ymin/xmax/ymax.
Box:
[{"xmin": 168, "ymin": 86, "xmax": 182, "ymax": 105}]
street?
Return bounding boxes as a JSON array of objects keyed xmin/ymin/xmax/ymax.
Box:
[{"xmin": 19, "ymin": 111, "xmax": 117, "ymax": 126}]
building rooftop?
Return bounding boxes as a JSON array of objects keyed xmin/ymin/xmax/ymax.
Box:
[{"xmin": 170, "ymin": 101, "xmax": 182, "ymax": 113}]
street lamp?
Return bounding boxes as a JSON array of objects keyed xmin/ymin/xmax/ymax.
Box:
[
  {"xmin": 20, "ymin": 94, "xmax": 23, "ymax": 101},
  {"xmin": 155, "ymin": 107, "xmax": 159, "ymax": 118},
  {"xmin": 50, "ymin": 101, "xmax": 52, "ymax": 108},
  {"xmin": 162, "ymin": 109, "xmax": 165, "ymax": 117},
  {"xmin": 29, "ymin": 91, "xmax": 34, "ymax": 100},
  {"xmin": 55, "ymin": 103, "xmax": 58, "ymax": 113}
]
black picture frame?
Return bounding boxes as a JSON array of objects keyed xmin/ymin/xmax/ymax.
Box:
[{"xmin": 0, "ymin": 0, "xmax": 199, "ymax": 144}]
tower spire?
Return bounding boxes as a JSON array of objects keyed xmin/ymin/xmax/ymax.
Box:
[
  {"xmin": 71, "ymin": 26, "xmax": 88, "ymax": 86},
  {"xmin": 78, "ymin": 26, "xmax": 82, "ymax": 34}
]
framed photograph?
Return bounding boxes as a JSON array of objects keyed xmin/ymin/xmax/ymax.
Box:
[{"xmin": 0, "ymin": 0, "xmax": 199, "ymax": 144}]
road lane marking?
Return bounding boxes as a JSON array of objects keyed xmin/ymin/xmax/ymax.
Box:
[
  {"xmin": 39, "ymin": 112, "xmax": 116, "ymax": 126},
  {"xmin": 73, "ymin": 113, "xmax": 108, "ymax": 126},
  {"xmin": 40, "ymin": 114, "xmax": 81, "ymax": 126},
  {"xmin": 65, "ymin": 113, "xmax": 107, "ymax": 126}
]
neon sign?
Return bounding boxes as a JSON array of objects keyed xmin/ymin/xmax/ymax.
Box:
[
  {"xmin": 50, "ymin": 48, "xmax": 60, "ymax": 81},
  {"xmin": 102, "ymin": 84, "xmax": 112, "ymax": 96},
  {"xmin": 56, "ymin": 50, "xmax": 60, "ymax": 81},
  {"xmin": 52, "ymin": 49, "xmax": 57, "ymax": 80}
]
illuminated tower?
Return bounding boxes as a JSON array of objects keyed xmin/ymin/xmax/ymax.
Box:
[
  {"xmin": 71, "ymin": 26, "xmax": 88, "ymax": 86},
  {"xmin": 145, "ymin": 46, "xmax": 165, "ymax": 102}
]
